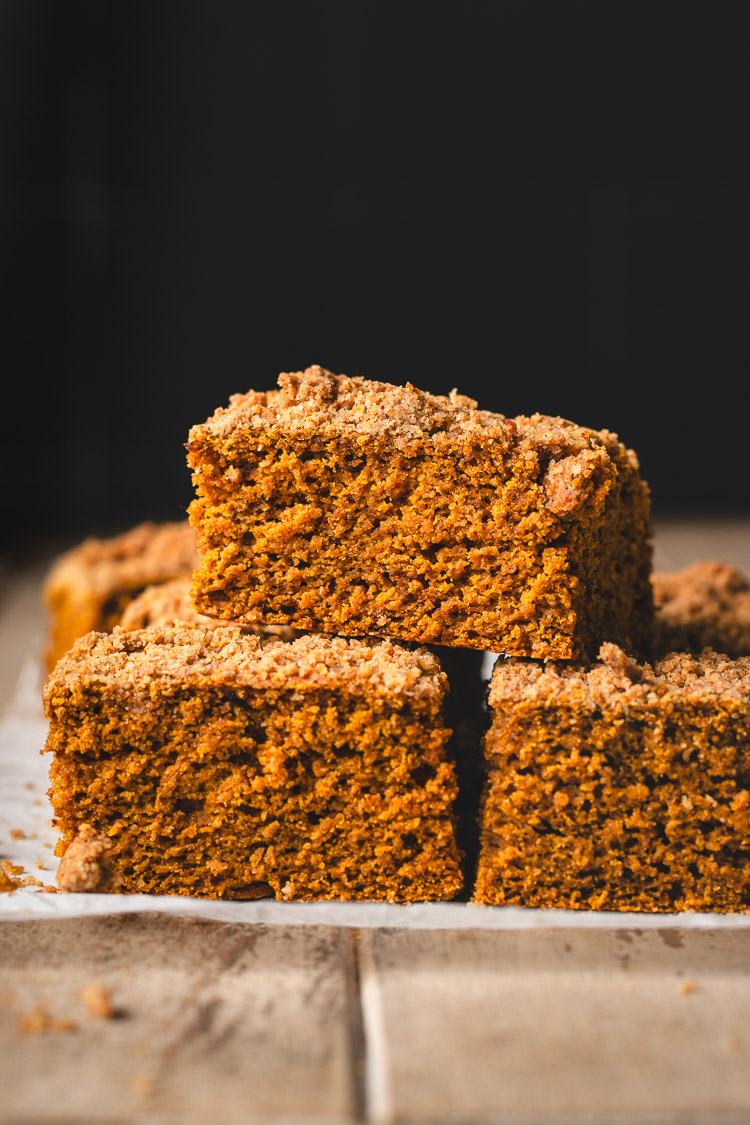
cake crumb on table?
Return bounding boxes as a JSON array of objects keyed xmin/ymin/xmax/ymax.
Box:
[
  {"xmin": 82, "ymin": 982, "xmax": 116, "ymax": 1019},
  {"xmin": 1, "ymin": 860, "xmax": 54, "ymax": 893},
  {"xmin": 0, "ymin": 861, "xmax": 25, "ymax": 893},
  {"xmin": 129, "ymin": 1073, "xmax": 156, "ymax": 1097},
  {"xmin": 18, "ymin": 1005, "xmax": 77, "ymax": 1034}
]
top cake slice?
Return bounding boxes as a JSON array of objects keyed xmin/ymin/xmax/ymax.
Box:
[{"xmin": 187, "ymin": 366, "xmax": 653, "ymax": 658}]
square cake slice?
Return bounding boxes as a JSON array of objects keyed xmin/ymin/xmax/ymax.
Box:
[
  {"xmin": 474, "ymin": 643, "xmax": 750, "ymax": 912},
  {"xmin": 43, "ymin": 521, "xmax": 198, "ymax": 670},
  {"xmin": 45, "ymin": 625, "xmax": 463, "ymax": 902},
  {"xmin": 186, "ymin": 365, "xmax": 653, "ymax": 659},
  {"xmin": 652, "ymin": 561, "xmax": 750, "ymax": 659},
  {"xmin": 120, "ymin": 576, "xmax": 485, "ymax": 887}
]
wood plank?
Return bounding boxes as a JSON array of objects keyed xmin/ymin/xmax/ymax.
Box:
[
  {"xmin": 361, "ymin": 926, "xmax": 750, "ymax": 1123},
  {"xmin": 0, "ymin": 914, "xmax": 361, "ymax": 1123}
]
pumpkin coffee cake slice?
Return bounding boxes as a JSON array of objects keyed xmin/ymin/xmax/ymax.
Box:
[
  {"xmin": 45, "ymin": 624, "xmax": 463, "ymax": 902},
  {"xmin": 475, "ymin": 643, "xmax": 750, "ymax": 913},
  {"xmin": 186, "ymin": 365, "xmax": 653, "ymax": 659}
]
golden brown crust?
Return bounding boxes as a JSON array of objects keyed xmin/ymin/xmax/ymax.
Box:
[{"xmin": 652, "ymin": 561, "xmax": 750, "ymax": 659}]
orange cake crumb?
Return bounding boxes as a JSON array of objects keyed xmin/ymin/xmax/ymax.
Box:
[{"xmin": 0, "ymin": 861, "xmax": 25, "ymax": 893}]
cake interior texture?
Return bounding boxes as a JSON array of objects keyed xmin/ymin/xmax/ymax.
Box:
[
  {"xmin": 187, "ymin": 366, "xmax": 653, "ymax": 660},
  {"xmin": 475, "ymin": 644, "xmax": 750, "ymax": 912},
  {"xmin": 43, "ymin": 520, "xmax": 198, "ymax": 670},
  {"xmin": 45, "ymin": 624, "xmax": 463, "ymax": 902}
]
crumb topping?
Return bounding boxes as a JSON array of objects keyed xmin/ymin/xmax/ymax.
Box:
[
  {"xmin": 489, "ymin": 643, "xmax": 750, "ymax": 709},
  {"xmin": 44, "ymin": 623, "xmax": 444, "ymax": 701},
  {"xmin": 189, "ymin": 366, "xmax": 628, "ymax": 463},
  {"xmin": 191, "ymin": 364, "xmax": 507, "ymax": 442},
  {"xmin": 56, "ymin": 824, "xmax": 122, "ymax": 893},
  {"xmin": 654, "ymin": 561, "xmax": 750, "ymax": 611},
  {"xmin": 44, "ymin": 521, "xmax": 198, "ymax": 599},
  {"xmin": 119, "ymin": 576, "xmax": 216, "ymax": 630},
  {"xmin": 653, "ymin": 561, "xmax": 750, "ymax": 657}
]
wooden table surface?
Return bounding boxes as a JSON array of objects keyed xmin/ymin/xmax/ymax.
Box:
[{"xmin": 1, "ymin": 521, "xmax": 749, "ymax": 1125}]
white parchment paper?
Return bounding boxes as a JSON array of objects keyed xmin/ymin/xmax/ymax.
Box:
[{"xmin": 2, "ymin": 650, "xmax": 749, "ymax": 929}]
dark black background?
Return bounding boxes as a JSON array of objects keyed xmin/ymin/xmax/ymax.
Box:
[{"xmin": 2, "ymin": 1, "xmax": 749, "ymax": 553}]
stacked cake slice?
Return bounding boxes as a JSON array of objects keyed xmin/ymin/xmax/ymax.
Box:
[
  {"xmin": 475, "ymin": 643, "xmax": 750, "ymax": 911},
  {"xmin": 185, "ymin": 365, "xmax": 654, "ymax": 658},
  {"xmin": 48, "ymin": 626, "xmax": 462, "ymax": 901},
  {"xmin": 43, "ymin": 363, "xmax": 750, "ymax": 911}
]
